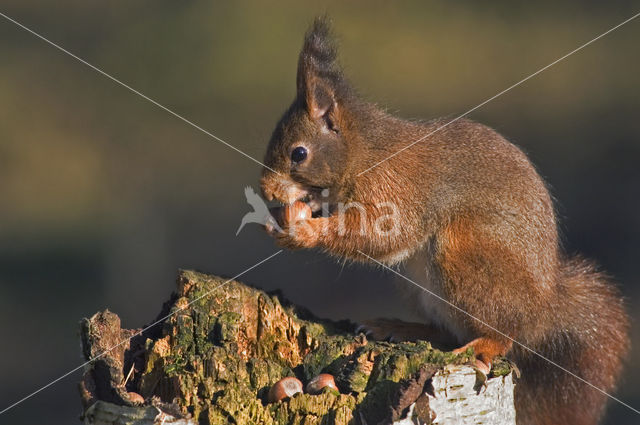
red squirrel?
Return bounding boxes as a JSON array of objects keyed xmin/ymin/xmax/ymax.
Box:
[{"xmin": 260, "ymin": 18, "xmax": 629, "ymax": 425}]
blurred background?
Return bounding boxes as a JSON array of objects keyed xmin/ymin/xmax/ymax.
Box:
[{"xmin": 0, "ymin": 1, "xmax": 638, "ymax": 423}]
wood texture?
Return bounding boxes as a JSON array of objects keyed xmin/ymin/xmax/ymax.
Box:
[{"xmin": 78, "ymin": 270, "xmax": 515, "ymax": 424}]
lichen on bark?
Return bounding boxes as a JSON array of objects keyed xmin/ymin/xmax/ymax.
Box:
[{"xmin": 79, "ymin": 269, "xmax": 515, "ymax": 425}]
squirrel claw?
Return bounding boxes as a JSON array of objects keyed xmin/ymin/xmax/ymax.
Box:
[
  {"xmin": 472, "ymin": 358, "xmax": 491, "ymax": 375},
  {"xmin": 453, "ymin": 345, "xmax": 492, "ymax": 374},
  {"xmin": 453, "ymin": 337, "xmax": 512, "ymax": 375}
]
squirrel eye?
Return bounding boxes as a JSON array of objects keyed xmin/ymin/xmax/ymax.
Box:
[{"xmin": 291, "ymin": 146, "xmax": 308, "ymax": 163}]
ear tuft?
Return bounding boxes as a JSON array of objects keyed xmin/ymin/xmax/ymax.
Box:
[
  {"xmin": 301, "ymin": 17, "xmax": 339, "ymax": 77},
  {"xmin": 297, "ymin": 16, "xmax": 348, "ymax": 120}
]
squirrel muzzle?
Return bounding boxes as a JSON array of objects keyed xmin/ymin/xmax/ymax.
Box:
[{"xmin": 261, "ymin": 172, "xmax": 309, "ymax": 205}]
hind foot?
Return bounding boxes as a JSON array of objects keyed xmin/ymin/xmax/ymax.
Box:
[{"xmin": 453, "ymin": 337, "xmax": 513, "ymax": 374}]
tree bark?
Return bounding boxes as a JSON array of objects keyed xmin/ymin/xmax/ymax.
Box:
[{"xmin": 78, "ymin": 270, "xmax": 516, "ymax": 425}]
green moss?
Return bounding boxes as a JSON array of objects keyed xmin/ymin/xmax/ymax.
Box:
[
  {"xmin": 214, "ymin": 311, "xmax": 243, "ymax": 343},
  {"xmin": 490, "ymin": 357, "xmax": 515, "ymax": 377},
  {"xmin": 302, "ymin": 335, "xmax": 355, "ymax": 381},
  {"xmin": 133, "ymin": 270, "xmax": 485, "ymax": 424}
]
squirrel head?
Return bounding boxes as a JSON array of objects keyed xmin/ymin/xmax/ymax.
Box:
[{"xmin": 261, "ymin": 17, "xmax": 355, "ymax": 212}]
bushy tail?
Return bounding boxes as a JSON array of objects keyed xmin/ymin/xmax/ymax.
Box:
[{"xmin": 513, "ymin": 256, "xmax": 629, "ymax": 425}]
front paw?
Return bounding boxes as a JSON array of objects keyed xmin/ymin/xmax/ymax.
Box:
[{"xmin": 273, "ymin": 218, "xmax": 323, "ymax": 249}]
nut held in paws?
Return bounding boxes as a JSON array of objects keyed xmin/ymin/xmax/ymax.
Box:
[
  {"xmin": 306, "ymin": 373, "xmax": 338, "ymax": 395},
  {"xmin": 283, "ymin": 201, "xmax": 312, "ymax": 224},
  {"xmin": 268, "ymin": 377, "xmax": 303, "ymax": 403}
]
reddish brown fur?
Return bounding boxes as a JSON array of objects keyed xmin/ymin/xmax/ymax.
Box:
[
  {"xmin": 454, "ymin": 337, "xmax": 513, "ymax": 373},
  {"xmin": 261, "ymin": 18, "xmax": 629, "ymax": 425}
]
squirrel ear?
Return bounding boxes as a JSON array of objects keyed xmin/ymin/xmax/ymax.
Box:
[
  {"xmin": 296, "ymin": 17, "xmax": 345, "ymax": 122},
  {"xmin": 306, "ymin": 79, "xmax": 336, "ymax": 120}
]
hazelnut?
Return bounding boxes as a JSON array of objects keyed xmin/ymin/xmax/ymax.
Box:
[
  {"xmin": 283, "ymin": 201, "xmax": 312, "ymax": 224},
  {"xmin": 127, "ymin": 391, "xmax": 145, "ymax": 404},
  {"xmin": 268, "ymin": 377, "xmax": 303, "ymax": 403},
  {"xmin": 305, "ymin": 373, "xmax": 338, "ymax": 395}
]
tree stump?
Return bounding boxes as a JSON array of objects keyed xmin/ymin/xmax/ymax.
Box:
[{"xmin": 78, "ymin": 270, "xmax": 516, "ymax": 424}]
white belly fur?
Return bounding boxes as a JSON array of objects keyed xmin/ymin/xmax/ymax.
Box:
[{"xmin": 401, "ymin": 245, "xmax": 470, "ymax": 344}]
